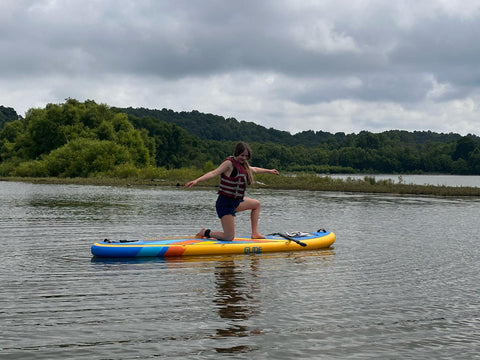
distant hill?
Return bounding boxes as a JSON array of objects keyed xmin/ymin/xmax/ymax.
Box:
[
  {"xmin": 114, "ymin": 106, "xmax": 472, "ymax": 147},
  {"xmin": 0, "ymin": 106, "xmax": 19, "ymax": 129},
  {"xmin": 113, "ymin": 107, "xmax": 298, "ymax": 145}
]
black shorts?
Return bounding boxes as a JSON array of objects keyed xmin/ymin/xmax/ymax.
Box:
[{"xmin": 215, "ymin": 194, "xmax": 243, "ymax": 218}]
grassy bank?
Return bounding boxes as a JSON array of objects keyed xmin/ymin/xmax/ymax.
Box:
[{"xmin": 1, "ymin": 171, "xmax": 479, "ymax": 196}]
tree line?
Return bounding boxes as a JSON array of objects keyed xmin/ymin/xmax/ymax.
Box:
[
  {"xmin": 115, "ymin": 105, "xmax": 480, "ymax": 174},
  {"xmin": 1, "ymin": 99, "xmax": 479, "ymax": 178}
]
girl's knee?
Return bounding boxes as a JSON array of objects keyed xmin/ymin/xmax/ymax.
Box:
[{"xmin": 222, "ymin": 232, "xmax": 235, "ymax": 241}]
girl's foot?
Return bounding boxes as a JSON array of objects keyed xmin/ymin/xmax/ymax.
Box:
[
  {"xmin": 195, "ymin": 228, "xmax": 206, "ymax": 238},
  {"xmin": 251, "ymin": 233, "xmax": 266, "ymax": 239}
]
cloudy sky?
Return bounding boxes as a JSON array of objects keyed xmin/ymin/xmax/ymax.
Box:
[{"xmin": 1, "ymin": 0, "xmax": 480, "ymax": 135}]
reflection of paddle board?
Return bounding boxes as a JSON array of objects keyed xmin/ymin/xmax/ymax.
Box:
[{"xmin": 91, "ymin": 229, "xmax": 335, "ymax": 258}]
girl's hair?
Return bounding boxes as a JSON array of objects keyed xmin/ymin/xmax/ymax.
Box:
[{"xmin": 234, "ymin": 141, "xmax": 254, "ymax": 185}]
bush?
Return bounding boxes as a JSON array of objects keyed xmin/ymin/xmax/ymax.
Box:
[
  {"xmin": 106, "ymin": 163, "xmax": 139, "ymax": 178},
  {"xmin": 0, "ymin": 159, "xmax": 20, "ymax": 176},
  {"xmin": 13, "ymin": 160, "xmax": 49, "ymax": 177},
  {"xmin": 43, "ymin": 138, "xmax": 132, "ymax": 177},
  {"xmin": 137, "ymin": 166, "xmax": 168, "ymax": 179}
]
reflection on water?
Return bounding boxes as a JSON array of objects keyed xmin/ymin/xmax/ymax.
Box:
[{"xmin": 213, "ymin": 259, "xmax": 259, "ymax": 354}]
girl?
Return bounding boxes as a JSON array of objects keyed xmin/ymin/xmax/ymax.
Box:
[{"xmin": 185, "ymin": 142, "xmax": 279, "ymax": 240}]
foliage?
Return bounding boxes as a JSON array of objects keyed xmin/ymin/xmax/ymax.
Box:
[
  {"xmin": 0, "ymin": 99, "xmax": 154, "ymax": 177},
  {"xmin": 43, "ymin": 138, "xmax": 133, "ymax": 177},
  {"xmin": 2, "ymin": 99, "xmax": 480, "ymax": 177},
  {"xmin": 0, "ymin": 106, "xmax": 19, "ymax": 129},
  {"xmin": 114, "ymin": 106, "xmax": 480, "ymax": 174},
  {"xmin": 113, "ymin": 107, "xmax": 294, "ymax": 144}
]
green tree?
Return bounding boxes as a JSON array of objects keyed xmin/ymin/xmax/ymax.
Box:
[
  {"xmin": 44, "ymin": 138, "xmax": 132, "ymax": 177},
  {"xmin": 468, "ymin": 148, "xmax": 480, "ymax": 174},
  {"xmin": 0, "ymin": 99, "xmax": 154, "ymax": 177},
  {"xmin": 356, "ymin": 131, "xmax": 381, "ymax": 149},
  {"xmin": 452, "ymin": 136, "xmax": 477, "ymax": 160},
  {"xmin": 0, "ymin": 106, "xmax": 19, "ymax": 129}
]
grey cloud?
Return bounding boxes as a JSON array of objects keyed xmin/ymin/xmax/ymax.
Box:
[
  {"xmin": 289, "ymin": 73, "xmax": 435, "ymax": 105},
  {"xmin": 1, "ymin": 1, "xmax": 382, "ymax": 77},
  {"xmin": 2, "ymin": 0, "xmax": 480, "ymax": 135}
]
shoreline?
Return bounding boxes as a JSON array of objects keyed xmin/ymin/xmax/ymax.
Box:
[{"xmin": 1, "ymin": 175, "xmax": 479, "ymax": 196}]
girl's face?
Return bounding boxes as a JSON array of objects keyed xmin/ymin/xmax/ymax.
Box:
[{"xmin": 235, "ymin": 150, "xmax": 250, "ymax": 164}]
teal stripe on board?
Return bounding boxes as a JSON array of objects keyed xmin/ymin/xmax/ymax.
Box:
[{"xmin": 138, "ymin": 246, "xmax": 168, "ymax": 257}]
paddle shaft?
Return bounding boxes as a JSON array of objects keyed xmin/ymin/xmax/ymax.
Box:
[{"xmin": 269, "ymin": 233, "xmax": 307, "ymax": 247}]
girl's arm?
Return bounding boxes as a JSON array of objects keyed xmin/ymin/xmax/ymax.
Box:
[
  {"xmin": 251, "ymin": 167, "xmax": 279, "ymax": 175},
  {"xmin": 184, "ymin": 161, "xmax": 233, "ymax": 188}
]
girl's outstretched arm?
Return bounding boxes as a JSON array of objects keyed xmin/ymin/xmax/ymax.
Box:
[
  {"xmin": 250, "ymin": 167, "xmax": 279, "ymax": 175},
  {"xmin": 184, "ymin": 161, "xmax": 232, "ymax": 188}
]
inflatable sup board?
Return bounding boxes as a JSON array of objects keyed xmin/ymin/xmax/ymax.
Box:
[{"xmin": 91, "ymin": 229, "xmax": 335, "ymax": 258}]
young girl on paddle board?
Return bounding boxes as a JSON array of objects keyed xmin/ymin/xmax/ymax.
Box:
[{"xmin": 185, "ymin": 141, "xmax": 279, "ymax": 240}]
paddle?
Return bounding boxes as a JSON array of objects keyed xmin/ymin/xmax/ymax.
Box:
[{"xmin": 268, "ymin": 232, "xmax": 307, "ymax": 247}]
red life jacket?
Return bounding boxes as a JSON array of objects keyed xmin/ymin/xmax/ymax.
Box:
[{"xmin": 218, "ymin": 156, "xmax": 248, "ymax": 199}]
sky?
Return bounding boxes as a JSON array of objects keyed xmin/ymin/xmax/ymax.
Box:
[{"xmin": 1, "ymin": 0, "xmax": 480, "ymax": 136}]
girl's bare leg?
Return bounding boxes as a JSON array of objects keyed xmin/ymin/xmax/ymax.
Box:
[
  {"xmin": 217, "ymin": 215, "xmax": 235, "ymax": 240},
  {"xmin": 196, "ymin": 197, "xmax": 264, "ymax": 240},
  {"xmin": 195, "ymin": 215, "xmax": 235, "ymax": 241},
  {"xmin": 236, "ymin": 198, "xmax": 265, "ymax": 239}
]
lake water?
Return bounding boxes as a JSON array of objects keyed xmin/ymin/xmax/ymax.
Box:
[
  {"xmin": 0, "ymin": 180, "xmax": 479, "ymax": 359},
  {"xmin": 326, "ymin": 174, "xmax": 480, "ymax": 187}
]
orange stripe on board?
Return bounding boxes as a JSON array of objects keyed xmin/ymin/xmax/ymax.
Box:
[
  {"xmin": 172, "ymin": 239, "xmax": 204, "ymax": 245},
  {"xmin": 164, "ymin": 246, "xmax": 186, "ymax": 256}
]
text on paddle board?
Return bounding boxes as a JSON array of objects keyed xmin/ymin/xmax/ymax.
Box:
[{"xmin": 244, "ymin": 246, "xmax": 262, "ymax": 254}]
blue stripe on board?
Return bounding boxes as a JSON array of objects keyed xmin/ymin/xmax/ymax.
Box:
[{"xmin": 91, "ymin": 245, "xmax": 142, "ymax": 257}]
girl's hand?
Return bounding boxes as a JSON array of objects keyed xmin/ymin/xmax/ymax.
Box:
[
  {"xmin": 185, "ymin": 180, "xmax": 197, "ymax": 188},
  {"xmin": 271, "ymin": 169, "xmax": 279, "ymax": 175}
]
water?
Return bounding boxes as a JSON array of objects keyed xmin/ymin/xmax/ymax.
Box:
[
  {"xmin": 326, "ymin": 174, "xmax": 480, "ymax": 187},
  {"xmin": 0, "ymin": 180, "xmax": 479, "ymax": 359}
]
